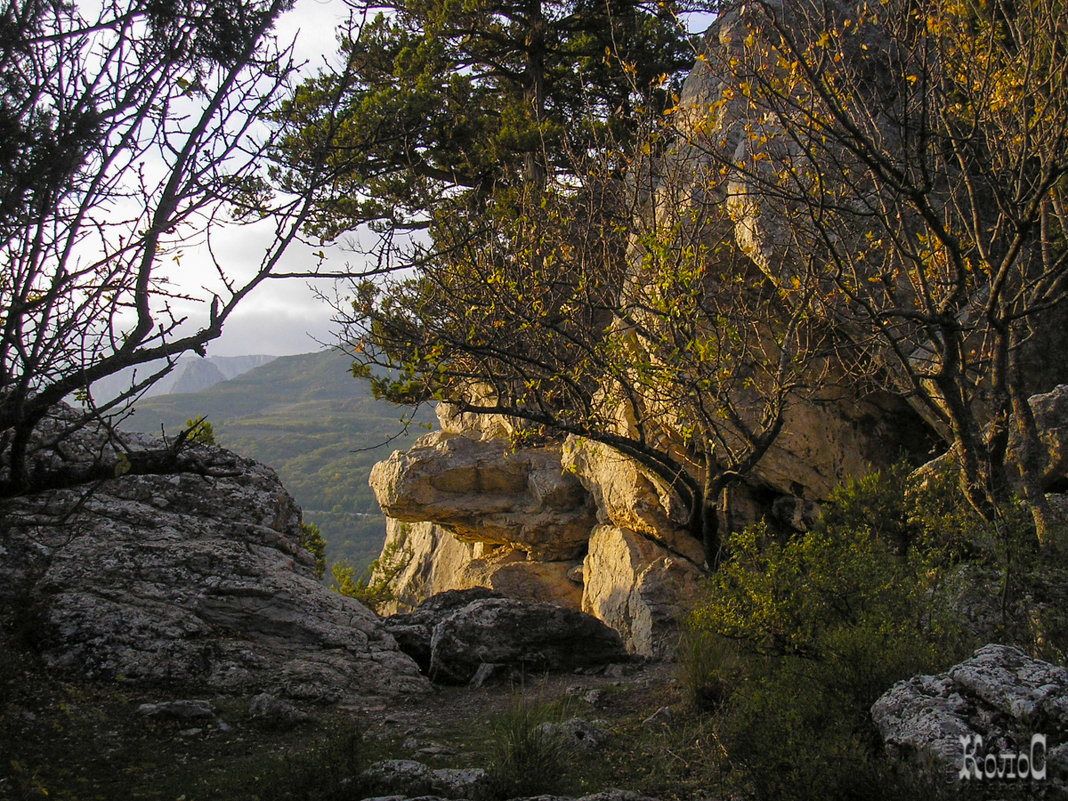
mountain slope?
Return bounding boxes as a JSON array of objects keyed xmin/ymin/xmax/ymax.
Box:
[{"xmin": 124, "ymin": 348, "xmax": 433, "ymax": 571}]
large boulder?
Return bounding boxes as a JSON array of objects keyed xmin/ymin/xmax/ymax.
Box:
[
  {"xmin": 872, "ymin": 644, "xmax": 1068, "ymax": 790},
  {"xmin": 427, "ymin": 597, "xmax": 629, "ymax": 684},
  {"xmin": 383, "ymin": 587, "xmax": 504, "ymax": 671},
  {"xmin": 0, "ymin": 408, "xmax": 430, "ymax": 703},
  {"xmin": 581, "ymin": 526, "xmax": 704, "ymax": 658},
  {"xmin": 369, "ymin": 432, "xmax": 596, "ymax": 559}
]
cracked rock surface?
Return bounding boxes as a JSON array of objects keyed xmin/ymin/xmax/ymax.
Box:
[
  {"xmin": 871, "ymin": 644, "xmax": 1068, "ymax": 791},
  {"xmin": 0, "ymin": 407, "xmax": 429, "ymax": 703}
]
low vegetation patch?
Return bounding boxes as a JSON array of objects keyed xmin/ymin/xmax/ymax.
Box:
[{"xmin": 681, "ymin": 462, "xmax": 1068, "ymax": 801}]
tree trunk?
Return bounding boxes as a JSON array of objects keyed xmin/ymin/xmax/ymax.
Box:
[{"xmin": 522, "ymin": 0, "xmax": 547, "ymax": 190}]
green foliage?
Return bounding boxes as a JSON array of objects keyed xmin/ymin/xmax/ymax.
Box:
[
  {"xmin": 184, "ymin": 415, "xmax": 217, "ymax": 446},
  {"xmin": 278, "ymin": 0, "xmax": 693, "ymax": 240},
  {"xmin": 331, "ymin": 539, "xmax": 411, "ymax": 613},
  {"xmin": 483, "ymin": 694, "xmax": 574, "ymax": 799},
  {"xmin": 685, "ymin": 465, "xmax": 978, "ymax": 801},
  {"xmin": 299, "ymin": 521, "xmax": 328, "ymax": 579}
]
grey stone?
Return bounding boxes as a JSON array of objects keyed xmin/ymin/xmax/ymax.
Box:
[
  {"xmin": 427, "ymin": 598, "xmax": 629, "ymax": 685},
  {"xmin": 430, "ymin": 767, "xmax": 490, "ymax": 798},
  {"xmin": 872, "ymin": 644, "xmax": 1068, "ymax": 791},
  {"xmin": 137, "ymin": 699, "xmax": 215, "ymax": 719},
  {"xmin": 383, "ymin": 588, "xmax": 504, "ymax": 672},
  {"xmin": 0, "ymin": 405, "xmax": 430, "ymax": 704},
  {"xmin": 583, "ymin": 689, "xmax": 607, "ymax": 708},
  {"xmin": 360, "ymin": 760, "xmax": 437, "ymax": 798},
  {"xmin": 534, "ymin": 718, "xmax": 610, "ymax": 752},
  {"xmin": 248, "ymin": 692, "xmax": 310, "ymax": 728},
  {"xmin": 468, "ymin": 662, "xmax": 511, "ymax": 688}
]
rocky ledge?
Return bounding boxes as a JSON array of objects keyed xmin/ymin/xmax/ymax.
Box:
[
  {"xmin": 0, "ymin": 407, "xmax": 429, "ymax": 704},
  {"xmin": 872, "ymin": 644, "xmax": 1068, "ymax": 793}
]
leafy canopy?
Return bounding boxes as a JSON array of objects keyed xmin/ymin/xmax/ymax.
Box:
[{"xmin": 278, "ymin": 0, "xmax": 695, "ymax": 240}]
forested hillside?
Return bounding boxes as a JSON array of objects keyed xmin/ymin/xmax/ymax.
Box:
[{"xmin": 125, "ymin": 348, "xmax": 433, "ymax": 571}]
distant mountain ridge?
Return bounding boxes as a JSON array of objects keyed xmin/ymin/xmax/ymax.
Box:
[
  {"xmin": 91, "ymin": 354, "xmax": 276, "ymax": 403},
  {"xmin": 124, "ymin": 348, "xmax": 433, "ymax": 572}
]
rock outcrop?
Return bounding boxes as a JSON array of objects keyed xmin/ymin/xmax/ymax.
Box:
[
  {"xmin": 383, "ymin": 590, "xmax": 629, "ymax": 685},
  {"xmin": 872, "ymin": 645, "xmax": 1068, "ymax": 791},
  {"xmin": 360, "ymin": 5, "xmax": 1068, "ymax": 657},
  {"xmin": 581, "ymin": 526, "xmax": 704, "ymax": 658},
  {"xmin": 370, "ymin": 431, "xmax": 595, "ymax": 559},
  {"xmin": 0, "ymin": 407, "xmax": 429, "ymax": 703}
]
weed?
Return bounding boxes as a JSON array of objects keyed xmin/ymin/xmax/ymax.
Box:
[{"xmin": 482, "ymin": 692, "xmax": 574, "ymax": 799}]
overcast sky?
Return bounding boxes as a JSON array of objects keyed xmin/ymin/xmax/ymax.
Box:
[
  {"xmin": 195, "ymin": 1, "xmax": 713, "ymax": 357},
  {"xmin": 196, "ymin": 0, "xmax": 357, "ymax": 358}
]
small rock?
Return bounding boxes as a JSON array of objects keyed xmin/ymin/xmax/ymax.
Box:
[
  {"xmin": 248, "ymin": 692, "xmax": 310, "ymax": 729},
  {"xmin": 534, "ymin": 718, "xmax": 609, "ymax": 752},
  {"xmin": 177, "ymin": 728, "xmax": 202, "ymax": 736},
  {"xmin": 361, "ymin": 759, "xmax": 436, "ymax": 797},
  {"xmin": 583, "ymin": 689, "xmax": 607, "ymax": 707},
  {"xmin": 417, "ymin": 743, "xmax": 459, "ymax": 758},
  {"xmin": 469, "ymin": 662, "xmax": 510, "ymax": 688},
  {"xmin": 137, "ymin": 700, "xmax": 215, "ymax": 719},
  {"xmin": 431, "ymin": 767, "xmax": 490, "ymax": 798}
]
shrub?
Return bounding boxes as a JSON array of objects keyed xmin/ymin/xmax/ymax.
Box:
[
  {"xmin": 685, "ymin": 464, "xmax": 976, "ymax": 801},
  {"xmin": 299, "ymin": 521, "xmax": 328, "ymax": 579},
  {"xmin": 184, "ymin": 415, "xmax": 216, "ymax": 446},
  {"xmin": 330, "ymin": 539, "xmax": 411, "ymax": 613}
]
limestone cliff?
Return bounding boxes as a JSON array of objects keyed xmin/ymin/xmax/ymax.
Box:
[{"xmin": 363, "ymin": 6, "xmax": 1068, "ymax": 656}]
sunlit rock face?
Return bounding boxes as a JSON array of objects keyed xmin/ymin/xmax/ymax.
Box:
[
  {"xmin": 0, "ymin": 406, "xmax": 429, "ymax": 704},
  {"xmin": 370, "ymin": 431, "xmax": 596, "ymax": 560},
  {"xmin": 362, "ymin": 6, "xmax": 1068, "ymax": 656},
  {"xmin": 370, "ymin": 518, "xmax": 583, "ymax": 617}
]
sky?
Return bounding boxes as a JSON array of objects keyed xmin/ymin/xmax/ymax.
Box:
[
  {"xmin": 194, "ymin": 0, "xmax": 716, "ymax": 357},
  {"xmin": 196, "ymin": 0, "xmax": 358, "ymax": 357}
]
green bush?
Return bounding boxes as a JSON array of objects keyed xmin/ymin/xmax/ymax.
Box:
[
  {"xmin": 685, "ymin": 464, "xmax": 976, "ymax": 801},
  {"xmin": 331, "ymin": 539, "xmax": 411, "ymax": 613},
  {"xmin": 184, "ymin": 415, "xmax": 216, "ymax": 445},
  {"xmin": 299, "ymin": 521, "xmax": 328, "ymax": 580}
]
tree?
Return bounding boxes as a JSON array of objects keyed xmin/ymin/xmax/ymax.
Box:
[
  {"xmin": 278, "ymin": 0, "xmax": 842, "ymax": 567},
  {"xmin": 0, "ymin": 0, "xmax": 347, "ymax": 496},
  {"xmin": 688, "ymin": 0, "xmax": 1068, "ymax": 546},
  {"xmin": 277, "ymin": 0, "xmax": 694, "ymax": 243},
  {"xmin": 299, "ymin": 520, "xmax": 328, "ymax": 579},
  {"xmin": 342, "ymin": 109, "xmax": 827, "ymax": 566}
]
